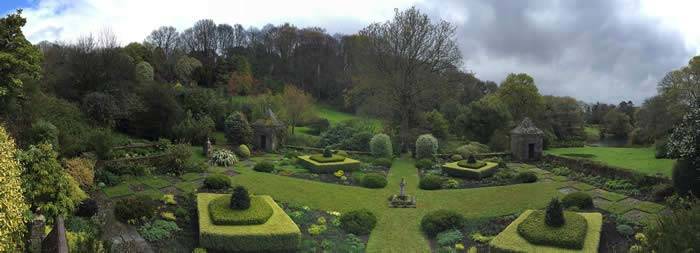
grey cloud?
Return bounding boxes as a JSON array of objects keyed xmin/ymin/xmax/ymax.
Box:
[{"xmin": 419, "ymin": 0, "xmax": 694, "ymax": 103}]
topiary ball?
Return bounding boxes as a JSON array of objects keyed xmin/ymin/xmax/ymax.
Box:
[
  {"xmin": 203, "ymin": 174, "xmax": 231, "ymax": 190},
  {"xmin": 545, "ymin": 198, "xmax": 565, "ymax": 227},
  {"xmin": 421, "ymin": 209, "xmax": 464, "ymax": 237},
  {"xmin": 361, "ymin": 173, "xmax": 388, "ymax": 188},
  {"xmin": 237, "ymin": 144, "xmax": 251, "ymax": 158},
  {"xmin": 340, "ymin": 209, "xmax": 377, "ymax": 235},
  {"xmin": 420, "ymin": 175, "xmax": 444, "ymax": 190},
  {"xmin": 515, "ymin": 171, "xmax": 537, "ymax": 183},
  {"xmin": 253, "ymin": 161, "xmax": 275, "ymax": 173}
]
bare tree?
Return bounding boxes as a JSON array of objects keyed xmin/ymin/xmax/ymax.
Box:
[
  {"xmin": 360, "ymin": 7, "xmax": 462, "ymax": 150},
  {"xmin": 97, "ymin": 27, "xmax": 118, "ymax": 49},
  {"xmin": 146, "ymin": 26, "xmax": 179, "ymax": 58},
  {"xmin": 217, "ymin": 24, "xmax": 235, "ymax": 53}
]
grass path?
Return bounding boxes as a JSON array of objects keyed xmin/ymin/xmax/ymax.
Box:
[{"xmin": 233, "ymin": 157, "xmax": 566, "ymax": 252}]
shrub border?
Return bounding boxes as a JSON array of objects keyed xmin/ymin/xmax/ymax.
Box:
[
  {"xmin": 297, "ymin": 155, "xmax": 361, "ymax": 173},
  {"xmin": 442, "ymin": 161, "xmax": 499, "ymax": 179}
]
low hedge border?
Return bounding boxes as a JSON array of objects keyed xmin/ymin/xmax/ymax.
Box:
[
  {"xmin": 442, "ymin": 161, "xmax": 499, "ymax": 179},
  {"xmin": 489, "ymin": 210, "xmax": 602, "ymax": 253},
  {"xmin": 208, "ymin": 195, "xmax": 274, "ymax": 225},
  {"xmin": 297, "ymin": 155, "xmax": 361, "ymax": 173},
  {"xmin": 309, "ymin": 154, "xmax": 346, "ymax": 163},
  {"xmin": 516, "ymin": 210, "xmax": 588, "ymax": 249},
  {"xmin": 456, "ymin": 160, "xmax": 487, "ymax": 169},
  {"xmin": 197, "ymin": 193, "xmax": 301, "ymax": 252}
]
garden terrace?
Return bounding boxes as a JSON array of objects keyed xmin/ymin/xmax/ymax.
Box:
[
  {"xmin": 297, "ymin": 155, "xmax": 361, "ymax": 173},
  {"xmin": 197, "ymin": 193, "xmax": 301, "ymax": 252},
  {"xmin": 489, "ymin": 210, "xmax": 602, "ymax": 252},
  {"xmin": 442, "ymin": 161, "xmax": 499, "ymax": 179}
]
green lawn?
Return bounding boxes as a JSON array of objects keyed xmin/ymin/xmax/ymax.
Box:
[
  {"xmin": 315, "ymin": 105, "xmax": 382, "ymax": 129},
  {"xmin": 547, "ymin": 146, "xmax": 675, "ymax": 177},
  {"xmin": 232, "ymin": 156, "xmax": 566, "ymax": 252}
]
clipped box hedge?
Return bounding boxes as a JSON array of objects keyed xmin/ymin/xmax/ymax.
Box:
[
  {"xmin": 208, "ymin": 195, "xmax": 273, "ymax": 225},
  {"xmin": 297, "ymin": 155, "xmax": 361, "ymax": 173},
  {"xmin": 442, "ymin": 161, "xmax": 499, "ymax": 179},
  {"xmin": 489, "ymin": 210, "xmax": 602, "ymax": 253},
  {"xmin": 197, "ymin": 193, "xmax": 301, "ymax": 252}
]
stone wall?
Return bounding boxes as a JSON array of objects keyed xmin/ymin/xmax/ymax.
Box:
[{"xmin": 511, "ymin": 134, "xmax": 543, "ymax": 161}]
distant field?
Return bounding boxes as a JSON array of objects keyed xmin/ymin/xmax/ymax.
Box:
[
  {"xmin": 315, "ymin": 105, "xmax": 382, "ymax": 129},
  {"xmin": 546, "ymin": 146, "xmax": 675, "ymax": 177}
]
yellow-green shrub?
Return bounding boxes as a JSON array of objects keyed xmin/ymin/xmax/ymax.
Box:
[
  {"xmin": 0, "ymin": 126, "xmax": 29, "ymax": 252},
  {"xmin": 64, "ymin": 157, "xmax": 96, "ymax": 189}
]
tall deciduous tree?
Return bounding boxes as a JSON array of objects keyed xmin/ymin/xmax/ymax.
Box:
[
  {"xmin": 496, "ymin": 73, "xmax": 544, "ymax": 121},
  {"xmin": 0, "ymin": 10, "xmax": 41, "ymax": 108},
  {"xmin": 146, "ymin": 26, "xmax": 179, "ymax": 58},
  {"xmin": 359, "ymin": 7, "xmax": 461, "ymax": 150},
  {"xmin": 280, "ymin": 85, "xmax": 314, "ymax": 134},
  {"xmin": 0, "ymin": 126, "xmax": 29, "ymax": 252}
]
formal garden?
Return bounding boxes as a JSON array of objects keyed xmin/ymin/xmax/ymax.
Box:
[{"xmin": 2, "ymin": 6, "xmax": 699, "ymax": 253}]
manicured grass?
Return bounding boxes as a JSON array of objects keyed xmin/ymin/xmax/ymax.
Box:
[
  {"xmin": 316, "ymin": 105, "xmax": 382, "ymax": 129},
  {"xmin": 208, "ymin": 195, "xmax": 274, "ymax": 225},
  {"xmin": 103, "ymin": 183, "xmax": 134, "ymax": 198},
  {"xmin": 232, "ymin": 157, "xmax": 567, "ymax": 252},
  {"xmin": 588, "ymin": 189, "xmax": 626, "ymax": 202},
  {"xmin": 135, "ymin": 188, "xmax": 164, "ymax": 200},
  {"xmin": 547, "ymin": 146, "xmax": 675, "ymax": 177},
  {"xmin": 175, "ymin": 181, "xmax": 200, "ymax": 193},
  {"xmin": 602, "ymin": 202, "xmax": 635, "ymax": 215},
  {"xmin": 139, "ymin": 176, "xmax": 172, "ymax": 189},
  {"xmin": 634, "ymin": 201, "xmax": 666, "ymax": 214},
  {"xmin": 181, "ymin": 172, "xmax": 204, "ymax": 181},
  {"xmin": 188, "ymin": 145, "xmax": 208, "ymax": 164},
  {"xmin": 490, "ymin": 210, "xmax": 602, "ymax": 252}
]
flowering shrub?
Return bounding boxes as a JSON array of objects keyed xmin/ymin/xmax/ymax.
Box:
[
  {"xmin": 334, "ymin": 170, "xmax": 344, "ymax": 178},
  {"xmin": 210, "ymin": 149, "xmax": 238, "ymax": 167}
]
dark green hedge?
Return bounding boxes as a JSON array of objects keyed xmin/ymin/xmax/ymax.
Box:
[{"xmin": 516, "ymin": 210, "xmax": 587, "ymax": 249}]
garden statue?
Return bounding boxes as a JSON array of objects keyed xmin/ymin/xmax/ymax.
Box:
[
  {"xmin": 204, "ymin": 138, "xmax": 212, "ymax": 157},
  {"xmin": 399, "ymin": 178, "xmax": 406, "ymax": 197},
  {"xmin": 389, "ymin": 177, "xmax": 416, "ymax": 208}
]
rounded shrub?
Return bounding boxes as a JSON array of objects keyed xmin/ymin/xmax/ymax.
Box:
[
  {"xmin": 415, "ymin": 134, "xmax": 438, "ymax": 159},
  {"xmin": 515, "ymin": 171, "xmax": 537, "ymax": 183},
  {"xmin": 361, "ymin": 173, "xmax": 387, "ymax": 189},
  {"xmin": 340, "ymin": 209, "xmax": 377, "ymax": 235},
  {"xmin": 616, "ymin": 224, "xmax": 635, "ymax": 237},
  {"xmin": 230, "ymin": 186, "xmax": 251, "ymax": 210},
  {"xmin": 114, "ymin": 196, "xmax": 157, "ymax": 223},
  {"xmin": 672, "ymin": 159, "xmax": 700, "ymax": 196},
  {"xmin": 415, "ymin": 159, "xmax": 434, "ymax": 170},
  {"xmin": 561, "ymin": 192, "xmax": 593, "ymax": 209},
  {"xmin": 253, "ymin": 161, "xmax": 275, "ymax": 173},
  {"xmin": 450, "ymin": 154, "xmax": 463, "ymax": 161},
  {"xmin": 210, "ymin": 149, "xmax": 237, "ymax": 167},
  {"xmin": 203, "ymin": 174, "xmax": 231, "ymax": 190},
  {"xmin": 336, "ymin": 150, "xmax": 349, "ymax": 157},
  {"xmin": 421, "ymin": 210, "xmax": 464, "ymax": 237},
  {"xmin": 75, "ymin": 198, "xmax": 99, "ymax": 217},
  {"xmin": 420, "ymin": 175, "xmax": 444, "ymax": 190},
  {"xmin": 237, "ymin": 144, "xmax": 251, "ymax": 158},
  {"xmin": 370, "ymin": 133, "xmax": 393, "ymax": 158},
  {"xmin": 29, "ymin": 120, "xmax": 59, "ymax": 147},
  {"xmin": 372, "ymin": 158, "xmax": 393, "ymax": 168}
]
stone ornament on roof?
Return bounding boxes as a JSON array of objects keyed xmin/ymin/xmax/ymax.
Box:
[{"xmin": 510, "ymin": 117, "xmax": 544, "ymax": 135}]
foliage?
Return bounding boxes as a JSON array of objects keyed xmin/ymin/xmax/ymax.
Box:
[
  {"xmin": 29, "ymin": 119, "xmax": 59, "ymax": 148},
  {"xmin": 203, "ymin": 174, "xmax": 231, "ymax": 190},
  {"xmin": 297, "ymin": 155, "xmax": 361, "ymax": 173},
  {"xmin": 64, "ymin": 157, "xmax": 96, "ymax": 189},
  {"xmin": 172, "ymin": 111, "xmax": 215, "ymax": 144},
  {"xmin": 361, "ymin": 173, "xmax": 387, "ymax": 189},
  {"xmin": 423, "ymin": 110, "xmax": 449, "ymax": 139},
  {"xmin": 224, "ymin": 112, "xmax": 253, "ymax": 146},
  {"xmin": 370, "ymin": 133, "xmax": 393, "ymax": 158},
  {"xmin": 515, "ymin": 171, "xmax": 538, "ymax": 183},
  {"xmin": 307, "ymin": 117, "xmax": 330, "ymax": 135},
  {"xmin": 114, "ymin": 196, "xmax": 156, "ymax": 223},
  {"xmin": 210, "ymin": 149, "xmax": 237, "ymax": 167},
  {"xmin": 457, "ymin": 160, "xmax": 486, "ymax": 169},
  {"xmin": 671, "ymin": 159, "xmax": 700, "ymax": 197},
  {"xmin": 420, "ymin": 175, "xmax": 444, "ymax": 190},
  {"xmin": 318, "ymin": 120, "xmax": 377, "ymax": 151},
  {"xmin": 281, "ymin": 85, "xmax": 315, "ymax": 133},
  {"xmin": 0, "ymin": 10, "xmax": 42, "ymax": 101},
  {"xmin": 230, "ymin": 186, "xmax": 251, "ymax": 210},
  {"xmin": 135, "ymin": 61, "xmax": 154, "ymax": 83},
  {"xmin": 0, "ymin": 126, "xmax": 29, "ymax": 251},
  {"xmin": 450, "ymin": 154, "xmax": 463, "ymax": 161},
  {"xmin": 138, "ymin": 220, "xmax": 180, "ymax": 241},
  {"xmin": 88, "ymin": 129, "xmax": 114, "ymax": 160},
  {"xmin": 237, "ymin": 144, "xmax": 251, "ymax": 158},
  {"xmin": 340, "ymin": 209, "xmax": 377, "ymax": 235},
  {"xmin": 455, "ymin": 95, "xmax": 512, "ymax": 144},
  {"xmin": 616, "ymin": 224, "xmax": 635, "ymax": 237},
  {"xmin": 517, "ymin": 210, "xmax": 588, "ymax": 249},
  {"xmin": 209, "ymin": 195, "xmax": 273, "ymax": 225},
  {"xmin": 421, "ymin": 209, "xmax": 464, "ymax": 237},
  {"xmin": 442, "ymin": 161, "xmax": 499, "ymax": 179},
  {"xmin": 253, "ymin": 161, "xmax": 275, "ymax": 173},
  {"xmin": 175, "ymin": 56, "xmax": 203, "ymax": 85},
  {"xmin": 645, "ymin": 204, "xmax": 700, "ymax": 252},
  {"xmin": 441, "ymin": 179, "xmax": 460, "ymax": 189},
  {"xmin": 415, "ymin": 134, "xmax": 438, "ymax": 159},
  {"xmin": 561, "ymin": 192, "xmax": 593, "ymax": 209},
  {"xmin": 496, "ymin": 73, "xmax": 544, "ymax": 121},
  {"xmin": 323, "ymin": 147, "xmax": 333, "ymax": 157},
  {"xmin": 602, "ymin": 110, "xmax": 633, "ymax": 138},
  {"xmin": 75, "ymin": 198, "xmax": 99, "ymax": 217},
  {"xmin": 373, "ymin": 157, "xmax": 393, "ymax": 168},
  {"xmin": 197, "ymin": 194, "xmax": 301, "ymax": 252},
  {"xmin": 651, "ymin": 183, "xmax": 675, "ymax": 202},
  {"xmin": 415, "ymin": 158, "xmax": 434, "ymax": 170},
  {"xmin": 545, "ymin": 198, "xmax": 565, "ymax": 227},
  {"xmin": 19, "ymin": 143, "xmax": 76, "ymax": 217},
  {"xmin": 436, "ymin": 229, "xmax": 463, "ymax": 247}
]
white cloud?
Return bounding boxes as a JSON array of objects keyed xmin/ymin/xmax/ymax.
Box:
[{"xmin": 21, "ymin": 0, "xmax": 422, "ymax": 44}]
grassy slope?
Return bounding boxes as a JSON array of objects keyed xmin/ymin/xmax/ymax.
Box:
[
  {"xmin": 547, "ymin": 146, "xmax": 675, "ymax": 177},
  {"xmin": 315, "ymin": 105, "xmax": 382, "ymax": 129},
  {"xmin": 233, "ymin": 157, "xmax": 565, "ymax": 252}
]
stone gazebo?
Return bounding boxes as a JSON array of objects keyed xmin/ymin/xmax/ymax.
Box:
[
  {"xmin": 252, "ymin": 109, "xmax": 286, "ymax": 152},
  {"xmin": 510, "ymin": 118, "xmax": 544, "ymax": 161}
]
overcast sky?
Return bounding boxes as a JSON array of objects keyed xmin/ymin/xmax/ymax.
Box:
[{"xmin": 3, "ymin": 0, "xmax": 699, "ymax": 104}]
